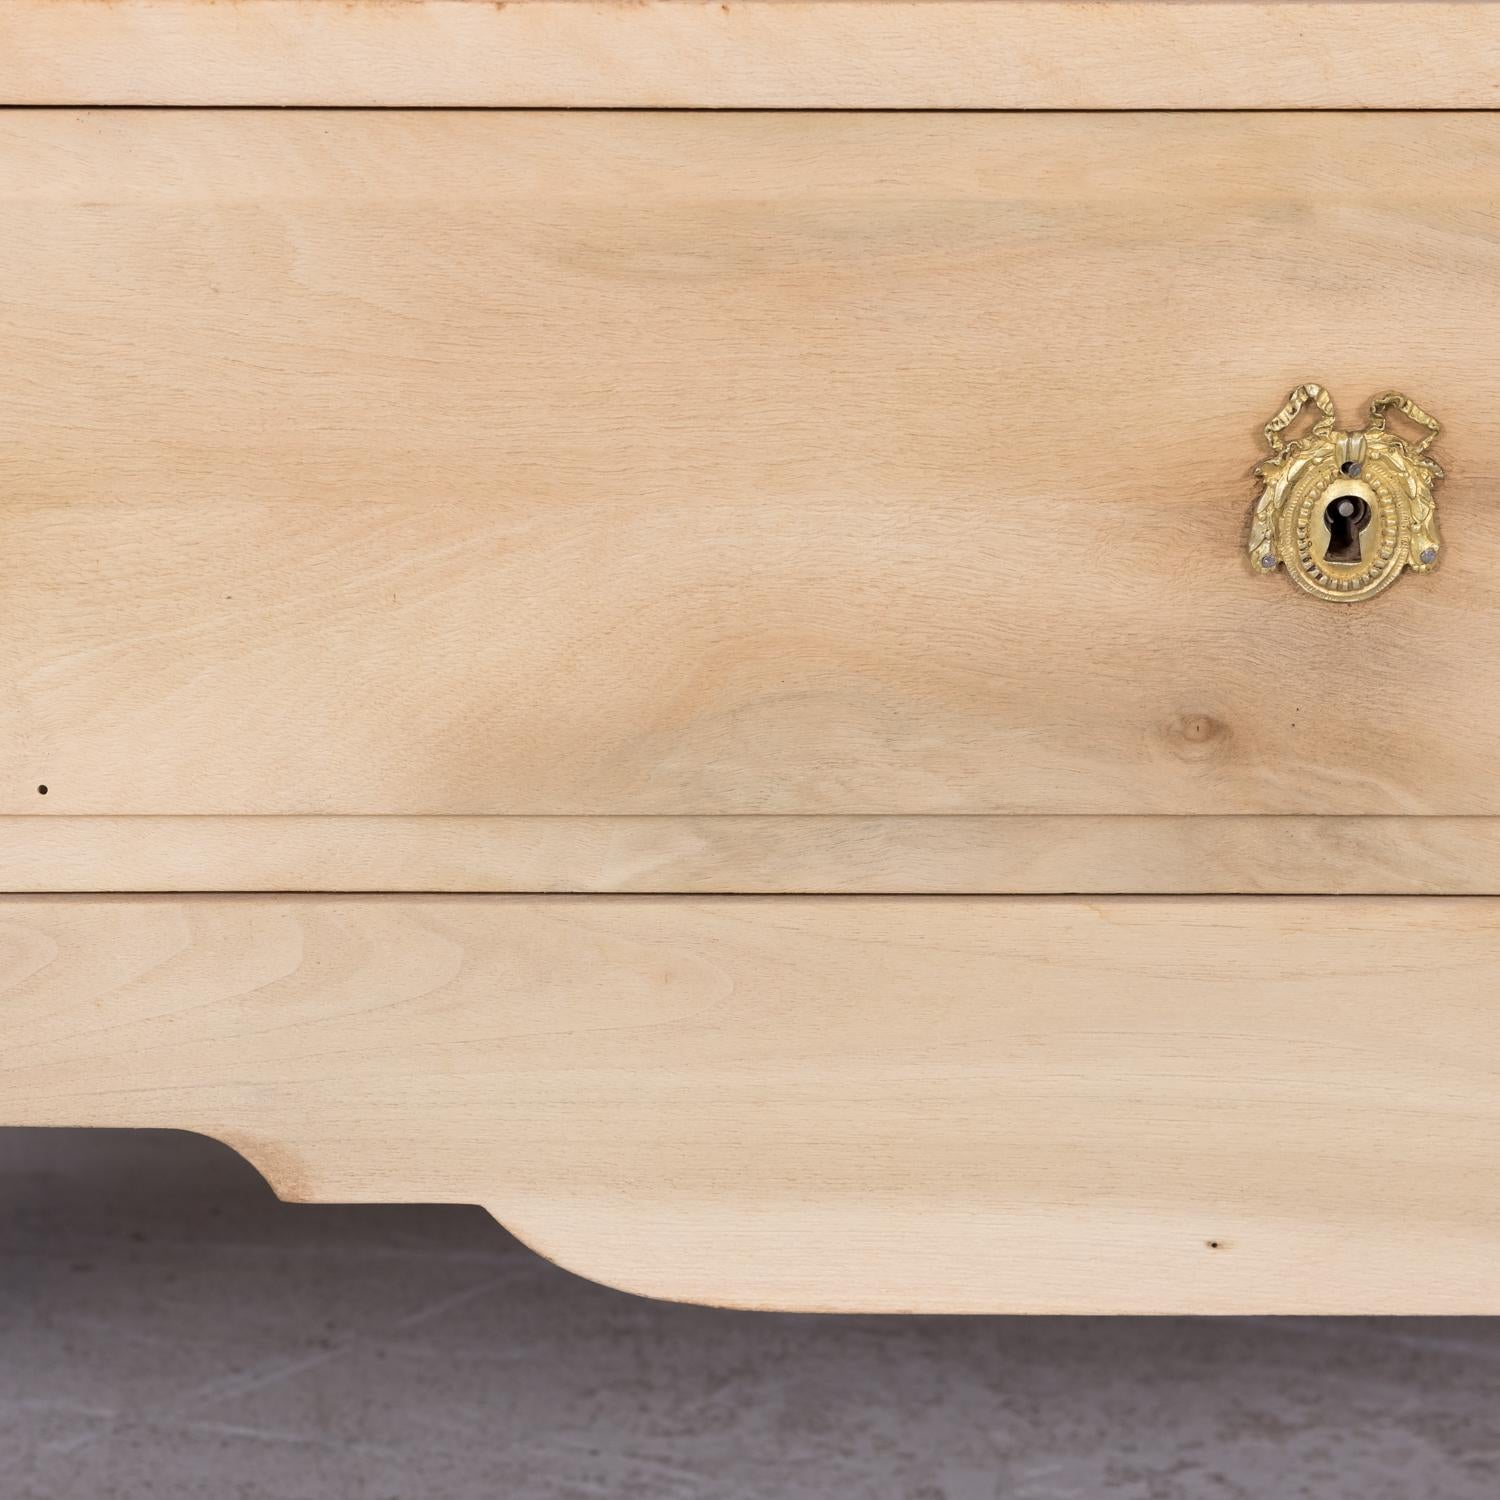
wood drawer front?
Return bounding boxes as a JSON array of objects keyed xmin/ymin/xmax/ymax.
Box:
[
  {"xmin": 4, "ymin": 111, "xmax": 1499, "ymax": 826},
  {"xmin": 8, "ymin": 1, "xmax": 1500, "ymax": 110},
  {"xmin": 4, "ymin": 893, "xmax": 1500, "ymax": 1313}
]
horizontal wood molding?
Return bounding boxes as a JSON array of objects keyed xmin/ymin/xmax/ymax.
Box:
[
  {"xmin": 4, "ymin": 1, "xmax": 1500, "ymax": 109},
  {"xmin": 10, "ymin": 816, "xmax": 1500, "ymax": 894},
  {"xmin": 5, "ymin": 893, "xmax": 1500, "ymax": 1312}
]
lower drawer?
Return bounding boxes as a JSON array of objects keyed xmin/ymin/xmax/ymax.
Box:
[{"xmin": 4, "ymin": 893, "xmax": 1497, "ymax": 1313}]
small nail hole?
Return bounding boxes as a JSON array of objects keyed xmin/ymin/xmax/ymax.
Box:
[{"xmin": 36, "ymin": 785, "xmax": 48, "ymax": 796}]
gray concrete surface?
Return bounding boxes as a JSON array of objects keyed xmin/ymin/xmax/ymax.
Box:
[{"xmin": 0, "ymin": 1129, "xmax": 1497, "ymax": 1499}]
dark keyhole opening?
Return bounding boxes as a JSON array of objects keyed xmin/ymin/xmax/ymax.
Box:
[{"xmin": 1324, "ymin": 494, "xmax": 1371, "ymax": 563}]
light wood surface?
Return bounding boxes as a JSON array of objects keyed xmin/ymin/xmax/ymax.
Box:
[
  {"xmin": 5, "ymin": 1, "xmax": 1500, "ymax": 109},
  {"xmin": 13, "ymin": 816, "xmax": 1500, "ymax": 895},
  {"xmin": 6, "ymin": 111, "xmax": 1500, "ymax": 821},
  {"xmin": 4, "ymin": 893, "xmax": 1500, "ymax": 1313}
]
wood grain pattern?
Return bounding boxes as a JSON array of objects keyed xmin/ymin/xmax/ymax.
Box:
[
  {"xmin": 6, "ymin": 111, "xmax": 1500, "ymax": 820},
  {"xmin": 12, "ymin": 816, "xmax": 1500, "ymax": 895},
  {"xmin": 4, "ymin": 1, "xmax": 1500, "ymax": 109},
  {"xmin": 4, "ymin": 893, "xmax": 1500, "ymax": 1313}
]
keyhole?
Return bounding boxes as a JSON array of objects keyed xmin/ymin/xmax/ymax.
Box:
[{"xmin": 1324, "ymin": 494, "xmax": 1371, "ymax": 563}]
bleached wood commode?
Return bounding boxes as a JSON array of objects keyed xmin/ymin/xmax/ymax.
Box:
[{"xmin": 6, "ymin": 0, "xmax": 1500, "ymax": 1313}]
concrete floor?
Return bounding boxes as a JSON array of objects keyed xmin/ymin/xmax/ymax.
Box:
[{"xmin": 0, "ymin": 1130, "xmax": 1497, "ymax": 1499}]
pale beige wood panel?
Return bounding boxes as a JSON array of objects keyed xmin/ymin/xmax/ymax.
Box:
[
  {"xmin": 7, "ymin": 112, "xmax": 1500, "ymax": 816},
  {"xmin": 4, "ymin": 894, "xmax": 1500, "ymax": 1313},
  {"xmin": 12, "ymin": 816, "xmax": 1500, "ymax": 894},
  {"xmin": 4, "ymin": 0, "xmax": 1500, "ymax": 108}
]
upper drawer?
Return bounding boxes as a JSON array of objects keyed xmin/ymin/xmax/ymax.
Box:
[
  {"xmin": 2, "ymin": 111, "xmax": 1496, "ymax": 817},
  {"xmin": 4, "ymin": 0, "xmax": 1499, "ymax": 109}
]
